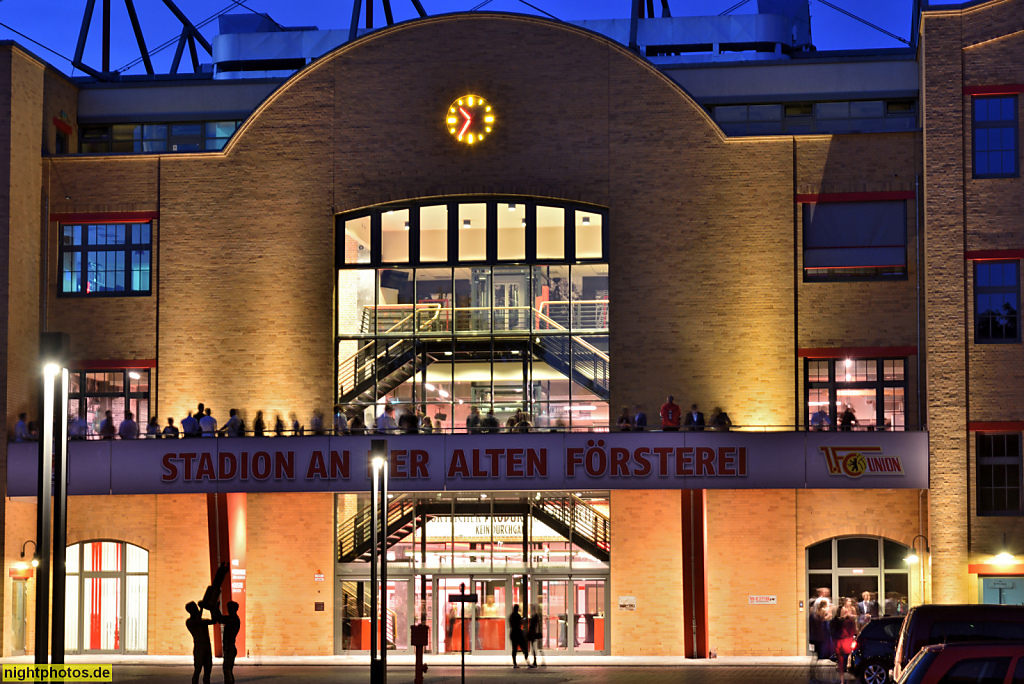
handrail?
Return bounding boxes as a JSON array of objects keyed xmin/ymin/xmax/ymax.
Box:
[
  {"xmin": 338, "ymin": 305, "xmax": 441, "ymax": 396},
  {"xmin": 533, "ymin": 309, "xmax": 609, "ymax": 363}
]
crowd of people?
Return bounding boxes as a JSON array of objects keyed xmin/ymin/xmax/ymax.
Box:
[{"xmin": 808, "ymin": 587, "xmax": 908, "ymax": 682}]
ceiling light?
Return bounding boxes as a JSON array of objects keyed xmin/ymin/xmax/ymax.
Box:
[
  {"xmin": 582, "ymin": 216, "xmax": 590, "ymax": 225},
  {"xmin": 993, "ymin": 552, "xmax": 1016, "ymax": 565},
  {"xmin": 404, "ymin": 221, "xmax": 410, "ymax": 231},
  {"xmin": 521, "ymin": 219, "xmax": 526, "ymax": 227},
  {"xmin": 463, "ymin": 219, "xmax": 471, "ymax": 229},
  {"xmin": 438, "ymin": 389, "xmax": 450, "ymax": 398},
  {"xmin": 129, "ymin": 371, "xmax": 141, "ymax": 380},
  {"xmin": 508, "ymin": 203, "xmax": 516, "ymax": 211},
  {"xmin": 425, "ymin": 383, "xmax": 436, "ymax": 391}
]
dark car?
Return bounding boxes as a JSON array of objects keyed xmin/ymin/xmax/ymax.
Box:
[{"xmin": 848, "ymin": 616, "xmax": 904, "ymax": 684}]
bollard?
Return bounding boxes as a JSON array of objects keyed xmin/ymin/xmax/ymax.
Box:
[{"xmin": 411, "ymin": 623, "xmax": 429, "ymax": 684}]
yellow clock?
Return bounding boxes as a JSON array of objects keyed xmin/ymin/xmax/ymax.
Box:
[{"xmin": 445, "ymin": 95, "xmax": 494, "ymax": 145}]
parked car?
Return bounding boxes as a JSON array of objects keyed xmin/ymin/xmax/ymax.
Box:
[
  {"xmin": 892, "ymin": 604, "xmax": 1024, "ymax": 680},
  {"xmin": 848, "ymin": 616, "xmax": 904, "ymax": 684},
  {"xmin": 897, "ymin": 642, "xmax": 1024, "ymax": 684}
]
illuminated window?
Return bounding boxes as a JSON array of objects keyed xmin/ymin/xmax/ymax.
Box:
[
  {"xmin": 804, "ymin": 358, "xmax": 907, "ymax": 430},
  {"xmin": 975, "ymin": 260, "xmax": 1020, "ymax": 343},
  {"xmin": 65, "ymin": 541, "xmax": 148, "ymax": 654},
  {"xmin": 60, "ymin": 223, "xmax": 151, "ymax": 296}
]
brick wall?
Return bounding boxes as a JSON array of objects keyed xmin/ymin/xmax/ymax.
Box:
[{"xmin": 610, "ymin": 490, "xmax": 684, "ymax": 655}]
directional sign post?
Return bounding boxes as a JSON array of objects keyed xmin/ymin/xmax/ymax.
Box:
[{"xmin": 448, "ymin": 582, "xmax": 478, "ymax": 684}]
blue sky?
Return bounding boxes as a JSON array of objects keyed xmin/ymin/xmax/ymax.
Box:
[{"xmin": 0, "ymin": 0, "xmax": 953, "ymax": 78}]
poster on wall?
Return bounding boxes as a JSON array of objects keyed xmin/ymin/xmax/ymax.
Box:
[{"xmin": 618, "ymin": 596, "xmax": 636, "ymax": 611}]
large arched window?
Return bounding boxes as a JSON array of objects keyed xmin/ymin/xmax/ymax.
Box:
[
  {"xmin": 65, "ymin": 541, "xmax": 149, "ymax": 653},
  {"xmin": 806, "ymin": 536, "xmax": 910, "ymax": 616}
]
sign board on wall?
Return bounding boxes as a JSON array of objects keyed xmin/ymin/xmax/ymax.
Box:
[
  {"xmin": 6, "ymin": 431, "xmax": 929, "ymax": 496},
  {"xmin": 618, "ymin": 596, "xmax": 636, "ymax": 611},
  {"xmin": 748, "ymin": 595, "xmax": 778, "ymax": 605}
]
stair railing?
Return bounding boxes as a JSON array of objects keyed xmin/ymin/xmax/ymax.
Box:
[
  {"xmin": 337, "ymin": 304, "xmax": 441, "ymax": 399},
  {"xmin": 537, "ymin": 494, "xmax": 610, "ymax": 555}
]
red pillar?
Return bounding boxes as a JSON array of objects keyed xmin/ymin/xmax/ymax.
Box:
[
  {"xmin": 207, "ymin": 492, "xmax": 247, "ymax": 657},
  {"xmin": 681, "ymin": 489, "xmax": 709, "ymax": 658}
]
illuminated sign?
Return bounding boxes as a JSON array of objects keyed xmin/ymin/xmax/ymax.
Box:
[
  {"xmin": 818, "ymin": 445, "xmax": 906, "ymax": 478},
  {"xmin": 446, "ymin": 95, "xmax": 494, "ymax": 145}
]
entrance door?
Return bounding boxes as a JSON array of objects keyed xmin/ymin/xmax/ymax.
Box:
[
  {"xmin": 11, "ymin": 580, "xmax": 26, "ymax": 656},
  {"xmin": 531, "ymin": 579, "xmax": 570, "ymax": 652},
  {"xmin": 337, "ymin": 579, "xmax": 410, "ymax": 653},
  {"xmin": 437, "ymin": 576, "xmax": 510, "ymax": 654}
]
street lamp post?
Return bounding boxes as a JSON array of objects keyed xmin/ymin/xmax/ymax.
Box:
[
  {"xmin": 905, "ymin": 534, "xmax": 930, "ymax": 606},
  {"xmin": 36, "ymin": 332, "xmax": 69, "ymax": 665},
  {"xmin": 370, "ymin": 439, "xmax": 388, "ymax": 684}
]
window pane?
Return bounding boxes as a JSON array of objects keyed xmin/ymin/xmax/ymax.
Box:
[
  {"xmin": 126, "ymin": 544, "xmax": 148, "ymax": 573},
  {"xmin": 883, "ymin": 540, "xmax": 909, "ymax": 569},
  {"xmin": 66, "ymin": 544, "xmax": 80, "ymax": 574},
  {"xmin": 575, "ymin": 210, "xmax": 602, "ymax": 259},
  {"xmin": 535, "ymin": 264, "xmax": 570, "ymax": 330},
  {"xmin": 837, "ymin": 537, "xmax": 879, "ymax": 568},
  {"xmin": 125, "ymin": 575, "xmax": 148, "ymax": 652},
  {"xmin": 536, "ymin": 206, "xmax": 565, "ymax": 260},
  {"xmin": 378, "ymin": 268, "xmax": 414, "ymax": 333},
  {"xmin": 420, "ymin": 205, "xmax": 448, "ymax": 262},
  {"xmin": 493, "ymin": 266, "xmax": 529, "ymax": 331},
  {"xmin": 454, "ymin": 267, "xmax": 490, "ymax": 332},
  {"xmin": 344, "ymin": 216, "xmax": 371, "ymax": 264},
  {"xmin": 497, "ymin": 202, "xmax": 526, "ymax": 261},
  {"xmin": 458, "ymin": 203, "xmax": 487, "ymax": 261},
  {"xmin": 415, "ymin": 268, "xmax": 452, "ymax": 335},
  {"xmin": 381, "ymin": 209, "xmax": 410, "ymax": 263},
  {"xmin": 85, "ymin": 541, "xmax": 121, "ymax": 572},
  {"xmin": 573, "ymin": 263, "xmax": 609, "ymax": 330},
  {"xmin": 62, "ymin": 253, "xmax": 82, "ymax": 293},
  {"xmin": 808, "ymin": 540, "xmax": 831, "ymax": 570}
]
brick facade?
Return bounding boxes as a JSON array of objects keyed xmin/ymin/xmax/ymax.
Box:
[{"xmin": 0, "ymin": 0, "xmax": 1021, "ymax": 658}]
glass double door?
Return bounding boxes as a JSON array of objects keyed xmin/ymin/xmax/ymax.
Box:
[
  {"xmin": 436, "ymin": 577, "xmax": 511, "ymax": 654},
  {"xmin": 531, "ymin": 578, "xmax": 607, "ymax": 653}
]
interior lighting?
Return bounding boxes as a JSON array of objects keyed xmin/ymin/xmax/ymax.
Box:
[
  {"xmin": 387, "ymin": 210, "xmax": 394, "ymax": 215},
  {"xmin": 582, "ymin": 216, "xmax": 590, "ymax": 225},
  {"xmin": 425, "ymin": 383, "xmax": 436, "ymax": 391},
  {"xmin": 438, "ymin": 389, "xmax": 450, "ymax": 398},
  {"xmin": 508, "ymin": 203, "xmax": 516, "ymax": 211},
  {"xmin": 444, "ymin": 351, "xmax": 453, "ymax": 356},
  {"xmin": 480, "ymin": 493, "xmax": 487, "ymax": 499},
  {"xmin": 521, "ymin": 219, "xmax": 526, "ymax": 227},
  {"xmin": 463, "ymin": 219, "xmax": 471, "ymax": 229},
  {"xmin": 129, "ymin": 371, "xmax": 141, "ymax": 380},
  {"xmin": 404, "ymin": 221, "xmax": 410, "ymax": 231}
]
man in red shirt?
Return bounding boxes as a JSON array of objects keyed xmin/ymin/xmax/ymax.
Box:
[{"xmin": 660, "ymin": 395, "xmax": 681, "ymax": 431}]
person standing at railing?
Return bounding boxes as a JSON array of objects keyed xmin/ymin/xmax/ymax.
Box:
[
  {"xmin": 660, "ymin": 396, "xmax": 681, "ymax": 431},
  {"xmin": 220, "ymin": 409, "xmax": 242, "ymax": 438},
  {"xmin": 482, "ymin": 408, "xmax": 500, "ymax": 433},
  {"xmin": 118, "ymin": 412, "xmax": 138, "ymax": 439},
  {"xmin": 199, "ymin": 408, "xmax": 218, "ymax": 437},
  {"xmin": 375, "ymin": 403, "xmax": 398, "ymax": 434},
  {"xmin": 69, "ymin": 413, "xmax": 88, "ymax": 440},
  {"xmin": 310, "ymin": 408, "xmax": 325, "ymax": 436},
  {"xmin": 709, "ymin": 407, "xmax": 732, "ymax": 431},
  {"xmin": 466, "ymin": 405, "xmax": 483, "ymax": 434},
  {"xmin": 253, "ymin": 410, "xmax": 266, "ymax": 437},
  {"xmin": 99, "ymin": 410, "xmax": 116, "ymax": 439},
  {"xmin": 333, "ymin": 404, "xmax": 348, "ymax": 435},
  {"xmin": 684, "ymin": 404, "xmax": 705, "ymax": 431},
  {"xmin": 146, "ymin": 416, "xmax": 161, "ymax": 438},
  {"xmin": 633, "ymin": 404, "xmax": 647, "ymax": 431},
  {"xmin": 181, "ymin": 411, "xmax": 199, "ymax": 438},
  {"xmin": 616, "ymin": 406, "xmax": 632, "ymax": 431},
  {"xmin": 163, "ymin": 417, "xmax": 180, "ymax": 439}
]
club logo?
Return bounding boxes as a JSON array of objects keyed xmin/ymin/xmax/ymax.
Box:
[{"xmin": 819, "ymin": 446, "xmax": 905, "ymax": 478}]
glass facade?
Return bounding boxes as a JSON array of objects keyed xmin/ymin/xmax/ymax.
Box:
[
  {"xmin": 60, "ymin": 223, "xmax": 151, "ymax": 296},
  {"xmin": 336, "ymin": 198, "xmax": 609, "ymax": 430}
]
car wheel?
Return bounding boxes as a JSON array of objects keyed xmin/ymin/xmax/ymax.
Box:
[{"xmin": 860, "ymin": 660, "xmax": 890, "ymax": 684}]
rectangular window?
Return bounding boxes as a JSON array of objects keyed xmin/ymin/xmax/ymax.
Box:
[
  {"xmin": 803, "ymin": 201, "xmax": 907, "ymax": 281},
  {"xmin": 420, "ymin": 205, "xmax": 448, "ymax": 263},
  {"xmin": 973, "ymin": 95, "xmax": 1019, "ymax": 178},
  {"xmin": 381, "ymin": 209, "xmax": 410, "ymax": 263},
  {"xmin": 497, "ymin": 202, "xmax": 526, "ymax": 261},
  {"xmin": 804, "ymin": 357, "xmax": 907, "ymax": 431},
  {"xmin": 67, "ymin": 368, "xmax": 151, "ymax": 437},
  {"xmin": 60, "ymin": 222, "xmax": 152, "ymax": 296},
  {"xmin": 458, "ymin": 204, "xmax": 487, "ymax": 261},
  {"xmin": 977, "ymin": 433, "xmax": 1022, "ymax": 515},
  {"xmin": 975, "ymin": 260, "xmax": 1020, "ymax": 343}
]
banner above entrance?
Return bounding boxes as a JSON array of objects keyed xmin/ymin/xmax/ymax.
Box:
[{"xmin": 6, "ymin": 431, "xmax": 928, "ymax": 496}]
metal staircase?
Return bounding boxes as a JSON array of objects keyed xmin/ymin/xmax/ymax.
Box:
[
  {"xmin": 337, "ymin": 494, "xmax": 610, "ymax": 564},
  {"xmin": 533, "ymin": 307, "xmax": 609, "ymax": 401}
]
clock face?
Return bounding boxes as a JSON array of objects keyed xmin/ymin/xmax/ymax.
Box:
[{"xmin": 446, "ymin": 95, "xmax": 494, "ymax": 145}]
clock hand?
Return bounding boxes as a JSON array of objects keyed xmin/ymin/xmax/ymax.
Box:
[{"xmin": 458, "ymin": 107, "xmax": 472, "ymax": 138}]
